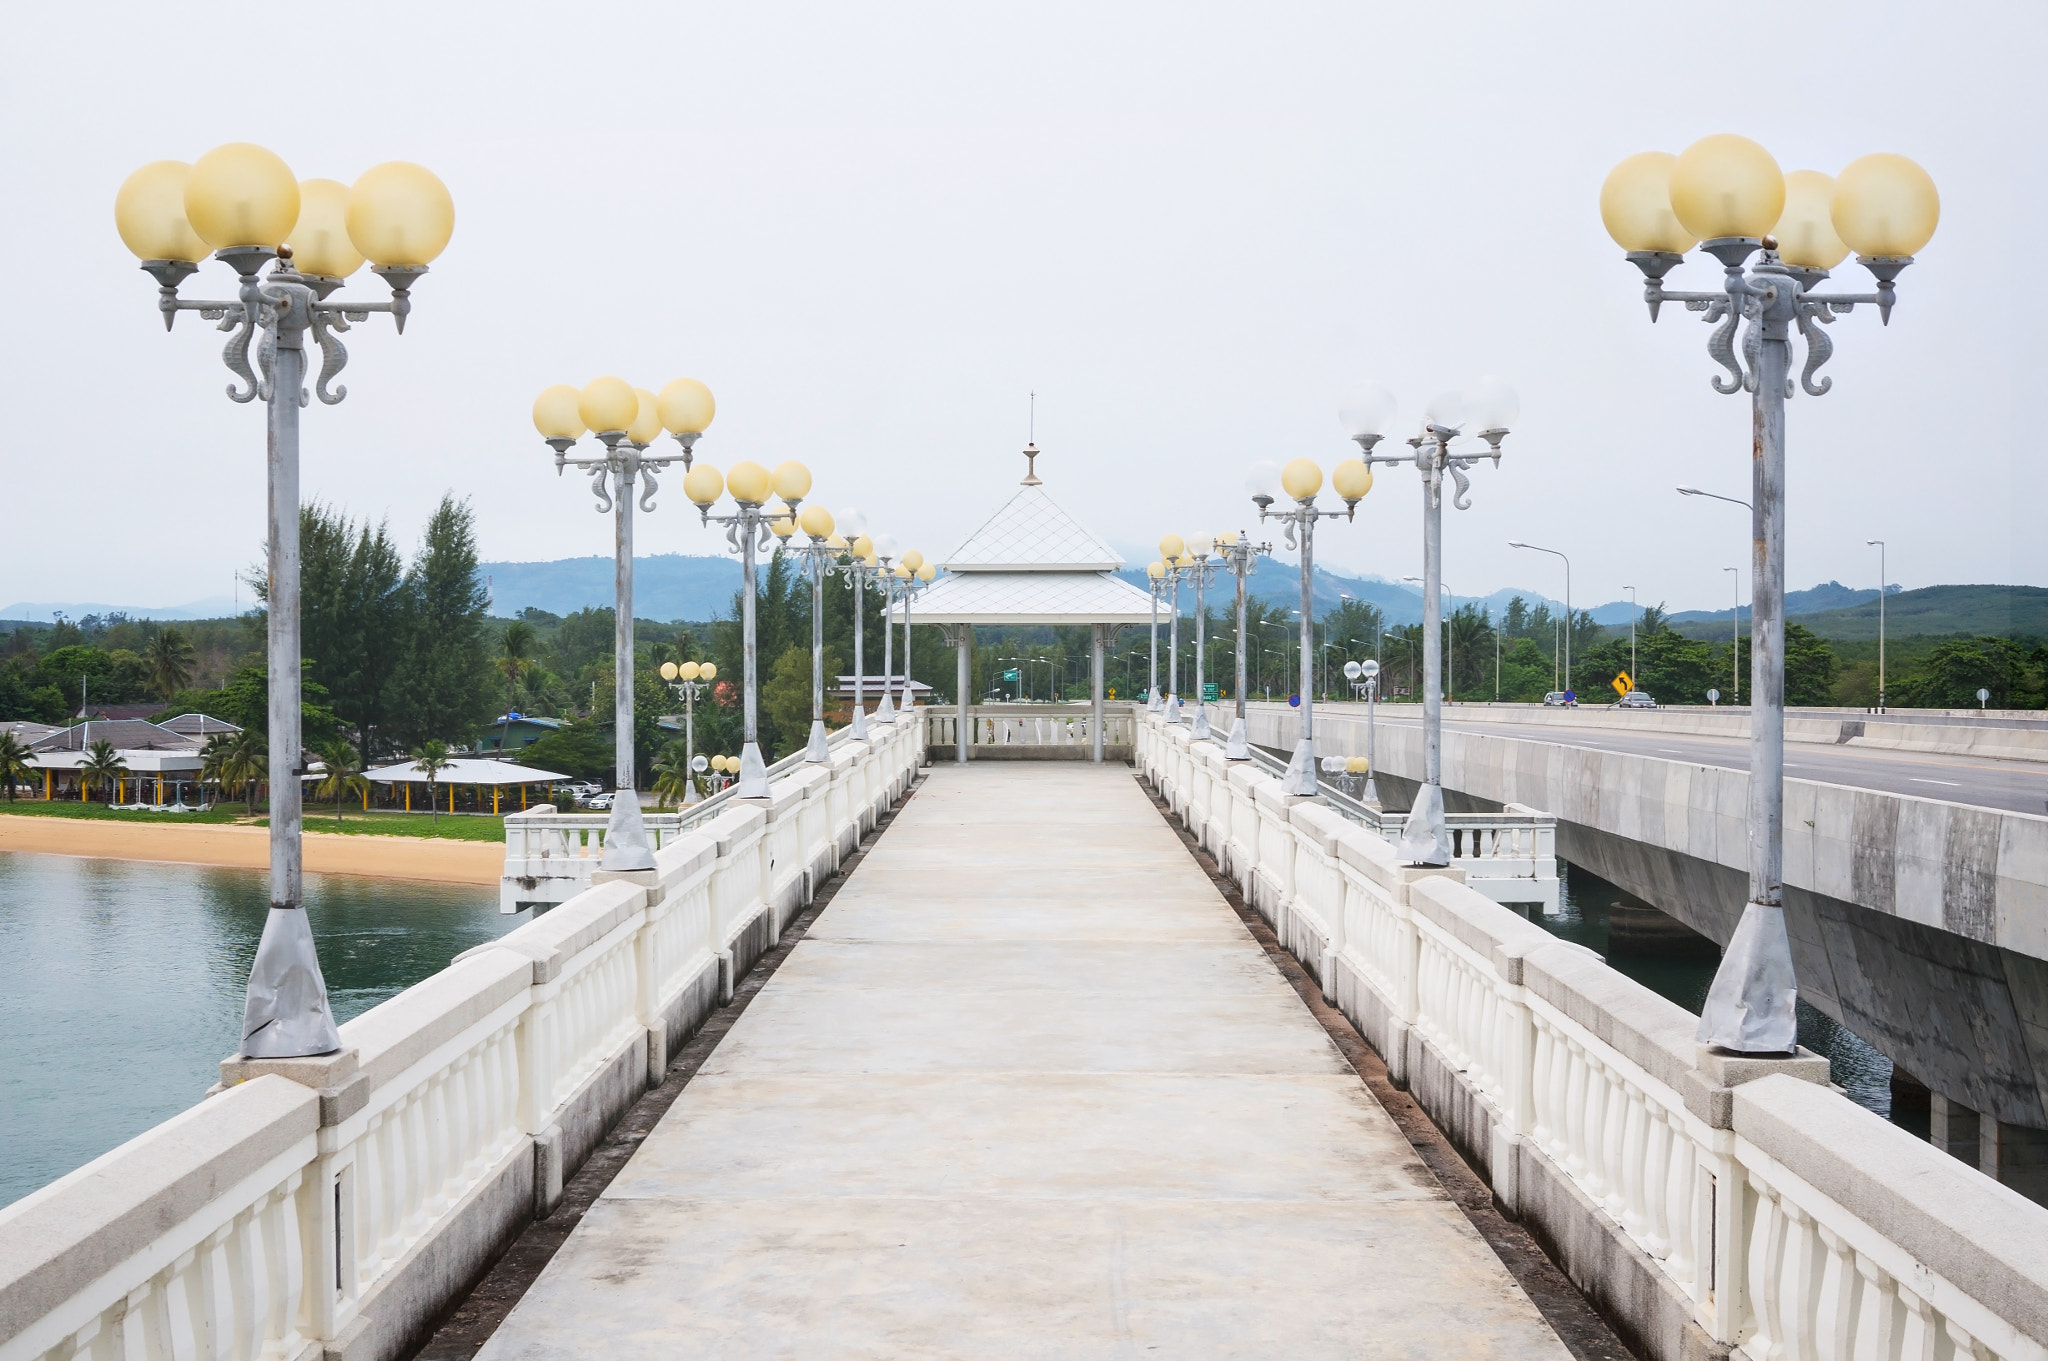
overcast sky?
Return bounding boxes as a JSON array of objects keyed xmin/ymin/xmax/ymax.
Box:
[{"xmin": 5, "ymin": 0, "xmax": 2039, "ymax": 618}]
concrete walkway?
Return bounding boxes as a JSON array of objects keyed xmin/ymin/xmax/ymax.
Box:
[{"xmin": 477, "ymin": 763, "xmax": 1571, "ymax": 1359}]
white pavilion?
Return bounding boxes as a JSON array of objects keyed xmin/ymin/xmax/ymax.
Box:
[{"xmin": 898, "ymin": 443, "xmax": 1156, "ymax": 762}]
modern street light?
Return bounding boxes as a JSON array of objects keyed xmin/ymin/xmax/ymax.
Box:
[
  {"xmin": 1507, "ymin": 543, "xmax": 1570, "ymax": 700},
  {"xmin": 1867, "ymin": 539, "xmax": 1887, "ymax": 711},
  {"xmin": 537, "ymin": 377, "xmax": 719, "ymax": 865},
  {"xmin": 1247, "ymin": 455, "xmax": 1375, "ymax": 795},
  {"xmin": 1624, "ymin": 586, "xmax": 1638, "ymax": 691},
  {"xmin": 1602, "ymin": 132, "xmax": 1937, "ymax": 1052},
  {"xmin": 1215, "ymin": 530, "xmax": 1271, "ymax": 759},
  {"xmin": 1724, "ymin": 566, "xmax": 1742, "ymax": 704},
  {"xmin": 1403, "ymin": 575, "xmax": 1454, "ymax": 702},
  {"xmin": 118, "ymin": 143, "xmax": 454, "ymax": 1057},
  {"xmin": 685, "ymin": 455, "xmax": 813, "ymax": 796},
  {"xmin": 1344, "ymin": 380, "xmax": 1518, "ymax": 862},
  {"xmin": 658, "ymin": 660, "xmax": 717, "ymax": 802}
]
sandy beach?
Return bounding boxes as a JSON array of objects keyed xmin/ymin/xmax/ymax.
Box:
[{"xmin": 0, "ymin": 816, "xmax": 502, "ymax": 886}]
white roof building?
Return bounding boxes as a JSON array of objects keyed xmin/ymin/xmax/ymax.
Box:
[{"xmin": 898, "ymin": 442, "xmax": 1155, "ymax": 763}]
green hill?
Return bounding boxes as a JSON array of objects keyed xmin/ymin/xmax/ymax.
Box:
[{"xmin": 1673, "ymin": 584, "xmax": 2048, "ymax": 642}]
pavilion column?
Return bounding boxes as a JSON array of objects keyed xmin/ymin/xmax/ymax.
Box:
[
  {"xmin": 956, "ymin": 625, "xmax": 972, "ymax": 765},
  {"xmin": 1091, "ymin": 624, "xmax": 1105, "ymax": 764}
]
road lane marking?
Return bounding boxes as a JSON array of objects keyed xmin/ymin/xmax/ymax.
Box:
[{"xmin": 1910, "ymin": 778, "xmax": 1962, "ymax": 787}]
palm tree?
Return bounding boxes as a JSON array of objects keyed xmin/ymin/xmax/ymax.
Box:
[
  {"xmin": 222, "ymin": 728, "xmax": 268, "ymax": 815},
  {"xmin": 650, "ymin": 739, "xmax": 693, "ymax": 809},
  {"xmin": 312, "ymin": 736, "xmax": 369, "ymax": 825},
  {"xmin": 144, "ymin": 627, "xmax": 197, "ymax": 703},
  {"xmin": 78, "ymin": 739, "xmax": 129, "ymax": 806},
  {"xmin": 0, "ymin": 732, "xmax": 35, "ymax": 802},
  {"xmin": 199, "ymin": 732, "xmax": 232, "ymax": 807},
  {"xmin": 495, "ymin": 622, "xmax": 537, "ymax": 756},
  {"xmin": 410, "ymin": 739, "xmax": 452, "ymax": 826}
]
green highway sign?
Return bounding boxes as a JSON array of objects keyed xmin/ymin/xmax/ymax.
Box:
[
  {"xmin": 1003, "ymin": 668, "xmax": 1020, "ymax": 682},
  {"xmin": 1202, "ymin": 683, "xmax": 1220, "ymax": 702}
]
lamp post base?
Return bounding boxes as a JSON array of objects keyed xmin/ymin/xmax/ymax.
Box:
[
  {"xmin": 875, "ymin": 693, "xmax": 896, "ymax": 724},
  {"xmin": 1165, "ymin": 695, "xmax": 1182, "ymax": 725},
  {"xmin": 1224, "ymin": 715, "xmax": 1249, "ymax": 760},
  {"xmin": 850, "ymin": 708, "xmax": 869, "ymax": 741},
  {"xmin": 240, "ymin": 907, "xmax": 342, "ymax": 1058},
  {"xmin": 1147, "ymin": 689, "xmax": 1162, "ymax": 713},
  {"xmin": 599, "ymin": 791, "xmax": 657, "ymax": 872},
  {"xmin": 1696, "ymin": 901, "xmax": 1798, "ymax": 1053},
  {"xmin": 804, "ymin": 719, "xmax": 830, "ymax": 762},
  {"xmin": 1398, "ymin": 783, "xmax": 1451, "ymax": 867},
  {"xmin": 1191, "ymin": 704, "xmax": 1211, "ymax": 739},
  {"xmin": 737, "ymin": 742, "xmax": 771, "ymax": 799},
  {"xmin": 1281, "ymin": 739, "xmax": 1317, "ymax": 796}
]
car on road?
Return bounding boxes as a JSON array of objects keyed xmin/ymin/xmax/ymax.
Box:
[
  {"xmin": 580, "ymin": 792, "xmax": 614, "ymax": 810},
  {"xmin": 1543, "ymin": 691, "xmax": 1576, "ymax": 707},
  {"xmin": 1617, "ymin": 691, "xmax": 1658, "ymax": 709}
]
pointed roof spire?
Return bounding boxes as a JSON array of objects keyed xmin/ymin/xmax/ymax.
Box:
[{"xmin": 1021, "ymin": 441, "xmax": 1042, "ymax": 486}]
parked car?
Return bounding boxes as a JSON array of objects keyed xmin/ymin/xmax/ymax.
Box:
[
  {"xmin": 1542, "ymin": 691, "xmax": 1576, "ymax": 707},
  {"xmin": 580, "ymin": 791, "xmax": 615, "ymax": 810},
  {"xmin": 1617, "ymin": 691, "xmax": 1658, "ymax": 709},
  {"xmin": 555, "ymin": 780, "xmax": 601, "ymax": 799}
]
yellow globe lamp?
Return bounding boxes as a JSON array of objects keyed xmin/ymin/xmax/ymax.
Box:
[
  {"xmin": 533, "ymin": 385, "xmax": 586, "ymax": 440},
  {"xmin": 799, "ymin": 504, "xmax": 835, "ymax": 538},
  {"xmin": 900, "ymin": 549, "xmax": 924, "ymax": 572},
  {"xmin": 1158, "ymin": 533, "xmax": 1185, "ymax": 560},
  {"xmin": 679, "ymin": 661, "xmax": 701, "ymax": 681},
  {"xmin": 726, "ymin": 460, "xmax": 772, "ymax": 505},
  {"xmin": 660, "ymin": 661, "xmax": 678, "ymax": 681},
  {"xmin": 1831, "ymin": 153, "xmax": 1939, "ymax": 259},
  {"xmin": 658, "ymin": 377, "xmax": 715, "ymax": 434},
  {"xmin": 894, "ymin": 563, "xmax": 911, "ymax": 579},
  {"xmin": 917, "ymin": 563, "xmax": 936, "ymax": 582},
  {"xmin": 1771, "ymin": 170, "xmax": 1851, "ymax": 271},
  {"xmin": 114, "ymin": 161, "xmax": 208, "ymax": 263},
  {"xmin": 344, "ymin": 162, "xmax": 455, "ymax": 268},
  {"xmin": 700, "ymin": 662, "xmax": 718, "ymax": 681},
  {"xmin": 851, "ymin": 534, "xmax": 875, "ymax": 559},
  {"xmin": 1332, "ymin": 458, "xmax": 1374, "ymax": 502},
  {"xmin": 627, "ymin": 388, "xmax": 663, "ymax": 445},
  {"xmin": 1174, "ymin": 553, "xmax": 1195, "ymax": 569},
  {"xmin": 285, "ymin": 179, "xmax": 364, "ymax": 279},
  {"xmin": 578, "ymin": 376, "xmax": 638, "ymax": 435},
  {"xmin": 1668, "ymin": 134, "xmax": 1784, "ymax": 243},
  {"xmin": 1280, "ymin": 458, "xmax": 1323, "ymax": 501},
  {"xmin": 184, "ymin": 143, "xmax": 299, "ymax": 251},
  {"xmin": 1216, "ymin": 530, "xmax": 1239, "ymax": 547},
  {"xmin": 772, "ymin": 460, "xmax": 812, "ymax": 502},
  {"xmin": 683, "ymin": 463, "xmax": 724, "ymax": 506},
  {"xmin": 711, "ymin": 755, "xmax": 728, "ymax": 773},
  {"xmin": 1599, "ymin": 151, "xmax": 1699, "ymax": 255},
  {"xmin": 1147, "ymin": 560, "xmax": 1165, "ymax": 580},
  {"xmin": 769, "ymin": 514, "xmax": 797, "ymax": 538}
]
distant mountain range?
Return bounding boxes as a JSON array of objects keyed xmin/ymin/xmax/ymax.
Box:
[{"xmin": 10, "ymin": 566, "xmax": 2043, "ymax": 641}]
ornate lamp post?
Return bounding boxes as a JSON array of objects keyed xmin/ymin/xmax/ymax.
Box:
[
  {"xmin": 1144, "ymin": 560, "xmax": 1168, "ymax": 709},
  {"xmin": 533, "ymin": 376, "xmax": 713, "ymax": 868},
  {"xmin": 117, "ymin": 143, "xmax": 453, "ymax": 1059},
  {"xmin": 1246, "ymin": 457, "xmax": 1374, "ymax": 795},
  {"xmin": 1179, "ymin": 536, "xmax": 1224, "ymax": 739},
  {"xmin": 1157, "ymin": 535, "xmax": 1192, "ymax": 722},
  {"xmin": 1343, "ymin": 658, "xmax": 1384, "ymax": 805},
  {"xmin": 1601, "ymin": 134, "xmax": 1937, "ymax": 1054},
  {"xmin": 1215, "ymin": 530, "xmax": 1271, "ymax": 759},
  {"xmin": 684, "ymin": 456, "xmax": 813, "ymax": 796},
  {"xmin": 870, "ymin": 534, "xmax": 906, "ymax": 724},
  {"xmin": 781, "ymin": 505, "xmax": 839, "ymax": 760},
  {"xmin": 895, "ymin": 554, "xmax": 935, "ymax": 715},
  {"xmin": 658, "ymin": 659, "xmax": 716, "ymax": 802},
  {"xmin": 833, "ymin": 512, "xmax": 883, "ymax": 740},
  {"xmin": 1342, "ymin": 378, "xmax": 1518, "ymax": 864}
]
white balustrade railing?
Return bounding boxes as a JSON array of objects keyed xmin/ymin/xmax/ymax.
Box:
[
  {"xmin": 0, "ymin": 718, "xmax": 925, "ymax": 1361},
  {"xmin": 1136, "ymin": 710, "xmax": 2048, "ymax": 1361},
  {"xmin": 923, "ymin": 704, "xmax": 1136, "ymax": 755}
]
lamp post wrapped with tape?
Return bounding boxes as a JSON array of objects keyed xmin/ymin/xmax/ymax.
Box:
[
  {"xmin": 1343, "ymin": 380, "xmax": 1516, "ymax": 867},
  {"xmin": 534, "ymin": 375, "xmax": 714, "ymax": 868},
  {"xmin": 1215, "ymin": 530, "xmax": 1271, "ymax": 760},
  {"xmin": 1601, "ymin": 134, "xmax": 1937, "ymax": 1054},
  {"xmin": 1247, "ymin": 456, "xmax": 1374, "ymax": 797},
  {"xmin": 118, "ymin": 143, "xmax": 453, "ymax": 1058},
  {"xmin": 685, "ymin": 457, "xmax": 813, "ymax": 797}
]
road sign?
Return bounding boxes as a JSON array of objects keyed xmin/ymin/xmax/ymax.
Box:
[
  {"xmin": 1202, "ymin": 682, "xmax": 1220, "ymax": 702},
  {"xmin": 1612, "ymin": 670, "xmax": 1634, "ymax": 697},
  {"xmin": 1003, "ymin": 668, "xmax": 1019, "ymax": 682},
  {"xmin": 1288, "ymin": 694, "xmax": 1301, "ymax": 708}
]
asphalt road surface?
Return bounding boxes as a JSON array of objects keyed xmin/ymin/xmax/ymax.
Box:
[{"xmin": 1366, "ymin": 713, "xmax": 2048, "ymax": 817}]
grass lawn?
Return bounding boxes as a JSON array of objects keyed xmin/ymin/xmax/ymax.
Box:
[
  {"xmin": 0, "ymin": 800, "xmax": 245, "ymax": 826},
  {"xmin": 0, "ymin": 799, "xmax": 506, "ymax": 843},
  {"xmin": 276, "ymin": 809, "xmax": 508, "ymax": 843}
]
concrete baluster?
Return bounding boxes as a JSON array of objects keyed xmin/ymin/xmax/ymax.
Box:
[
  {"xmin": 1848, "ymin": 1255, "xmax": 1900, "ymax": 1361},
  {"xmin": 1780, "ymin": 1201, "xmax": 1822, "ymax": 1360},
  {"xmin": 1620, "ymin": 1085, "xmax": 1648, "ymax": 1237},
  {"xmin": 1600, "ymin": 1073, "xmax": 1628, "ymax": 1218},
  {"xmin": 1663, "ymin": 1132, "xmax": 1696, "ymax": 1290},
  {"xmin": 1565, "ymin": 1044, "xmax": 1591, "ymax": 1181},
  {"xmin": 1745, "ymin": 1174, "xmax": 1787, "ymax": 1360}
]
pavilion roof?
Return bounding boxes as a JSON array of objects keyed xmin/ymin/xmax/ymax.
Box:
[
  {"xmin": 897, "ymin": 569, "xmax": 1156, "ymax": 626},
  {"xmin": 939, "ymin": 485, "xmax": 1123, "ymax": 573},
  {"xmin": 364, "ymin": 757, "xmax": 568, "ymax": 786}
]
